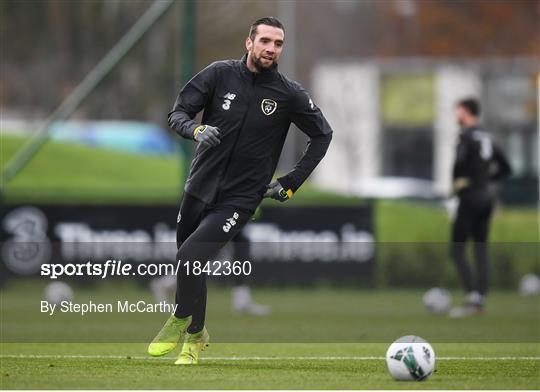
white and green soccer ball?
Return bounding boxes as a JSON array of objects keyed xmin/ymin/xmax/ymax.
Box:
[
  {"xmin": 423, "ymin": 287, "xmax": 452, "ymax": 314},
  {"xmin": 44, "ymin": 281, "xmax": 73, "ymax": 305},
  {"xmin": 386, "ymin": 335, "xmax": 435, "ymax": 381}
]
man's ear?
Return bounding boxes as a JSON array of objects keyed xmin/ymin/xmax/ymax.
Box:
[{"xmin": 245, "ymin": 37, "xmax": 253, "ymax": 52}]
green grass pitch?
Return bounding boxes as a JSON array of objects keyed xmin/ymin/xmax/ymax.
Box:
[
  {"xmin": 2, "ymin": 136, "xmax": 538, "ymax": 389},
  {"xmin": 1, "ymin": 282, "xmax": 539, "ymax": 389},
  {"xmin": 2, "ymin": 342, "xmax": 539, "ymax": 389}
]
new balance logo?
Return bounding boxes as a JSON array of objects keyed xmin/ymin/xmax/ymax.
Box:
[
  {"xmin": 222, "ymin": 93, "xmax": 236, "ymax": 110},
  {"xmin": 222, "ymin": 212, "xmax": 239, "ymax": 233}
]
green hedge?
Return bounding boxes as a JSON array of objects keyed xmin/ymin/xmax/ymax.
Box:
[{"xmin": 375, "ymin": 201, "xmax": 539, "ymax": 288}]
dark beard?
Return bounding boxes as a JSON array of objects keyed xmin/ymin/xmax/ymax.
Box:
[{"xmin": 251, "ymin": 53, "xmax": 277, "ymax": 73}]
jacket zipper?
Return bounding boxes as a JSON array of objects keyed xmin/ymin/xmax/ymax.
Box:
[{"xmin": 214, "ymin": 72, "xmax": 257, "ymax": 204}]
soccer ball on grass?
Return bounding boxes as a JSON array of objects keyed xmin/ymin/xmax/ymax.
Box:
[
  {"xmin": 423, "ymin": 287, "xmax": 452, "ymax": 314},
  {"xmin": 519, "ymin": 274, "xmax": 540, "ymax": 297},
  {"xmin": 44, "ymin": 281, "xmax": 73, "ymax": 304},
  {"xmin": 386, "ymin": 335, "xmax": 435, "ymax": 381}
]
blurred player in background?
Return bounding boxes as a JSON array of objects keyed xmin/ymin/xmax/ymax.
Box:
[
  {"xmin": 147, "ymin": 16, "xmax": 332, "ymax": 364},
  {"xmin": 449, "ymin": 98, "xmax": 512, "ymax": 318},
  {"xmin": 230, "ymin": 227, "xmax": 270, "ymax": 316}
]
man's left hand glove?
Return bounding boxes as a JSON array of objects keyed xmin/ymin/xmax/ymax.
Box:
[{"xmin": 263, "ymin": 181, "xmax": 293, "ymax": 202}]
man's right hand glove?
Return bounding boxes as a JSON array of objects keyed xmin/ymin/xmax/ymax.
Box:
[
  {"xmin": 193, "ymin": 125, "xmax": 221, "ymax": 147},
  {"xmin": 452, "ymin": 177, "xmax": 470, "ymax": 194}
]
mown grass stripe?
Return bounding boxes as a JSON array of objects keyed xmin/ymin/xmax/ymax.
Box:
[{"xmin": 1, "ymin": 354, "xmax": 539, "ymax": 361}]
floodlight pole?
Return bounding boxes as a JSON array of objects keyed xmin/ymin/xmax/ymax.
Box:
[
  {"xmin": 178, "ymin": 0, "xmax": 196, "ymax": 194},
  {"xmin": 1, "ymin": 0, "xmax": 175, "ymax": 192},
  {"xmin": 180, "ymin": 0, "xmax": 196, "ymax": 87},
  {"xmin": 277, "ymin": 0, "xmax": 297, "ymax": 169}
]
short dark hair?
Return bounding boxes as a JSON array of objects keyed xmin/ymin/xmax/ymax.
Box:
[
  {"xmin": 249, "ymin": 17, "xmax": 284, "ymax": 41},
  {"xmin": 457, "ymin": 98, "xmax": 481, "ymax": 117}
]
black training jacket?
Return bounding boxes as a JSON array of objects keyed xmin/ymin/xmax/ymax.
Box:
[
  {"xmin": 453, "ymin": 126, "xmax": 512, "ymax": 197},
  {"xmin": 168, "ymin": 54, "xmax": 333, "ymax": 213}
]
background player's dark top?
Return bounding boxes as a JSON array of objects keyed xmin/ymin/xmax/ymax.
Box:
[
  {"xmin": 453, "ymin": 126, "xmax": 511, "ymax": 197},
  {"xmin": 168, "ymin": 54, "xmax": 333, "ymax": 213}
]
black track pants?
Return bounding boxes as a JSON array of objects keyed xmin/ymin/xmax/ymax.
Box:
[
  {"xmin": 450, "ymin": 192, "xmax": 494, "ymax": 295},
  {"xmin": 173, "ymin": 193, "xmax": 251, "ymax": 333}
]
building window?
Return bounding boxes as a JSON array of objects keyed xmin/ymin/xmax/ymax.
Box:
[{"xmin": 381, "ymin": 74, "xmax": 434, "ymax": 179}]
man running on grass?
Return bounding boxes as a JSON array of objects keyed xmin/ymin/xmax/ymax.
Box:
[{"xmin": 147, "ymin": 16, "xmax": 333, "ymax": 364}]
